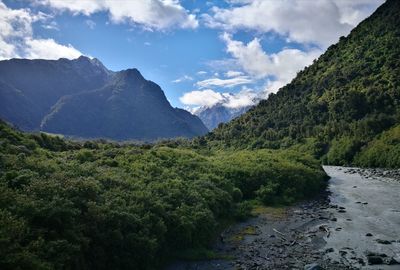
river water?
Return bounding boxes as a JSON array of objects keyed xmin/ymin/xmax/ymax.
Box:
[
  {"xmin": 167, "ymin": 166, "xmax": 400, "ymax": 269},
  {"xmin": 323, "ymin": 166, "xmax": 400, "ymax": 269}
]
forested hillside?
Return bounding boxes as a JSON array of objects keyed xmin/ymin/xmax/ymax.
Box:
[{"xmin": 202, "ymin": 0, "xmax": 400, "ymax": 168}]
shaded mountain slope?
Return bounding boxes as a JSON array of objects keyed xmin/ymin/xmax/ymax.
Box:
[
  {"xmin": 0, "ymin": 56, "xmax": 111, "ymax": 130},
  {"xmin": 41, "ymin": 69, "xmax": 208, "ymax": 140}
]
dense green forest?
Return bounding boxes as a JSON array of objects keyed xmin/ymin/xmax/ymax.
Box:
[
  {"xmin": 201, "ymin": 0, "xmax": 400, "ymax": 168},
  {"xmin": 0, "ymin": 120, "xmax": 327, "ymax": 269}
]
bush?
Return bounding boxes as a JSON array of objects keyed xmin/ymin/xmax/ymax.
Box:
[
  {"xmin": 325, "ymin": 136, "xmax": 363, "ymax": 165},
  {"xmin": 354, "ymin": 125, "xmax": 400, "ymax": 168}
]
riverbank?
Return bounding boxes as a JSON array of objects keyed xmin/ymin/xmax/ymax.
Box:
[{"xmin": 166, "ymin": 166, "xmax": 400, "ymax": 270}]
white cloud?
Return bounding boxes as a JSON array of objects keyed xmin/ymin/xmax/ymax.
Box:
[
  {"xmin": 180, "ymin": 89, "xmax": 225, "ymax": 107},
  {"xmin": 36, "ymin": 0, "xmax": 199, "ymax": 30},
  {"xmin": 225, "ymin": 70, "xmax": 243, "ymax": 77},
  {"xmin": 0, "ymin": 2, "xmax": 82, "ymax": 60},
  {"xmin": 204, "ymin": 0, "xmax": 383, "ymax": 47},
  {"xmin": 197, "ymin": 70, "xmax": 207, "ymax": 75},
  {"xmin": 264, "ymin": 80, "xmax": 287, "ymax": 95},
  {"xmin": 24, "ymin": 38, "xmax": 82, "ymax": 59},
  {"xmin": 190, "ymin": 33, "xmax": 322, "ymax": 109},
  {"xmin": 223, "ymin": 88, "xmax": 258, "ymax": 108},
  {"xmin": 172, "ymin": 75, "xmax": 193, "ymax": 83},
  {"xmin": 180, "ymin": 88, "xmax": 259, "ymax": 109},
  {"xmin": 221, "ymin": 33, "xmax": 322, "ymax": 85},
  {"xmin": 0, "ymin": 1, "xmax": 34, "ymax": 59},
  {"xmin": 196, "ymin": 75, "xmax": 252, "ymax": 88},
  {"xmin": 335, "ymin": 0, "xmax": 384, "ymax": 26}
]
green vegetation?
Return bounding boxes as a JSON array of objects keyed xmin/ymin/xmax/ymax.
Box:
[
  {"xmin": 354, "ymin": 125, "xmax": 400, "ymax": 168},
  {"xmin": 0, "ymin": 120, "xmax": 327, "ymax": 269},
  {"xmin": 200, "ymin": 0, "xmax": 400, "ymax": 168}
]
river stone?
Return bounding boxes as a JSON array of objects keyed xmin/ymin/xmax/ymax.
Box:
[
  {"xmin": 368, "ymin": 256, "xmax": 383, "ymax": 265},
  {"xmin": 304, "ymin": 263, "xmax": 323, "ymax": 270},
  {"xmin": 324, "ymin": 247, "xmax": 334, "ymax": 254},
  {"xmin": 388, "ymin": 257, "xmax": 400, "ymax": 265}
]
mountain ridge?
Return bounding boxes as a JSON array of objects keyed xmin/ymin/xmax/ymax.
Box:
[{"xmin": 0, "ymin": 56, "xmax": 208, "ymax": 140}]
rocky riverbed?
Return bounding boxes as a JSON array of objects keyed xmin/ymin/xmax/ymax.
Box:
[{"xmin": 166, "ymin": 166, "xmax": 400, "ymax": 270}]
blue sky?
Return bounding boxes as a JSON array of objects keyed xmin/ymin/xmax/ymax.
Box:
[{"xmin": 0, "ymin": 0, "xmax": 383, "ymax": 110}]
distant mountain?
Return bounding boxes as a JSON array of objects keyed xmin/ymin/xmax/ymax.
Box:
[
  {"xmin": 193, "ymin": 104, "xmax": 251, "ymax": 130},
  {"xmin": 0, "ymin": 56, "xmax": 208, "ymax": 140}
]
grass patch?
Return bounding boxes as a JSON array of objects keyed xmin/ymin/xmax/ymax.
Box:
[
  {"xmin": 228, "ymin": 225, "xmax": 258, "ymax": 242},
  {"xmin": 251, "ymin": 204, "xmax": 287, "ymax": 219}
]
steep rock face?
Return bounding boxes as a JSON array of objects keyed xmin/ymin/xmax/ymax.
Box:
[
  {"xmin": 0, "ymin": 57, "xmax": 208, "ymax": 140},
  {"xmin": 40, "ymin": 69, "xmax": 208, "ymax": 140}
]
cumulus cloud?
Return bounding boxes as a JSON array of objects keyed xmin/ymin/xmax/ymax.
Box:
[
  {"xmin": 0, "ymin": 2, "xmax": 82, "ymax": 60},
  {"xmin": 24, "ymin": 38, "xmax": 82, "ymax": 59},
  {"xmin": 185, "ymin": 33, "xmax": 323, "ymax": 110},
  {"xmin": 36, "ymin": 0, "xmax": 199, "ymax": 30},
  {"xmin": 221, "ymin": 33, "xmax": 322, "ymax": 83},
  {"xmin": 196, "ymin": 76, "xmax": 252, "ymax": 88},
  {"xmin": 224, "ymin": 88, "xmax": 258, "ymax": 108},
  {"xmin": 204, "ymin": 0, "xmax": 383, "ymax": 47},
  {"xmin": 180, "ymin": 89, "xmax": 225, "ymax": 107},
  {"xmin": 180, "ymin": 88, "xmax": 259, "ymax": 109}
]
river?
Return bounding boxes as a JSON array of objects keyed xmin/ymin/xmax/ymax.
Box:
[{"xmin": 167, "ymin": 166, "xmax": 400, "ymax": 270}]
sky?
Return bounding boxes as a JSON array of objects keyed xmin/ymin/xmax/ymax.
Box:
[{"xmin": 0, "ymin": 0, "xmax": 384, "ymax": 110}]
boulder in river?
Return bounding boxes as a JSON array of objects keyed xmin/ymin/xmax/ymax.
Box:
[
  {"xmin": 376, "ymin": 239, "xmax": 391, "ymax": 245},
  {"xmin": 367, "ymin": 256, "xmax": 383, "ymax": 265}
]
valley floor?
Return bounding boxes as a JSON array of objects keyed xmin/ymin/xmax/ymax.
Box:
[{"xmin": 166, "ymin": 166, "xmax": 400, "ymax": 270}]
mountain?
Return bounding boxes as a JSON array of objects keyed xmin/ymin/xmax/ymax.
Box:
[
  {"xmin": 0, "ymin": 56, "xmax": 111, "ymax": 130},
  {"xmin": 202, "ymin": 0, "xmax": 400, "ymax": 167},
  {"xmin": 193, "ymin": 104, "xmax": 251, "ymax": 130},
  {"xmin": 0, "ymin": 56, "xmax": 208, "ymax": 140}
]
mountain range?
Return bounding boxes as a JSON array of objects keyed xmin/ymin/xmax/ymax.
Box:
[
  {"xmin": 0, "ymin": 56, "xmax": 208, "ymax": 141},
  {"xmin": 193, "ymin": 104, "xmax": 251, "ymax": 130}
]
